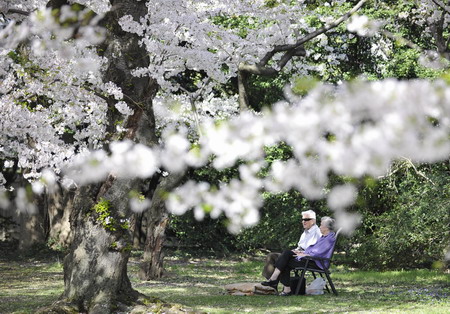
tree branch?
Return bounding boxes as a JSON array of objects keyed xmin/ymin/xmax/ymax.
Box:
[
  {"xmin": 237, "ymin": 70, "xmax": 250, "ymax": 110},
  {"xmin": 431, "ymin": 0, "xmax": 450, "ymax": 15},
  {"xmin": 4, "ymin": 8, "xmax": 31, "ymax": 16},
  {"xmin": 288, "ymin": 0, "xmax": 369, "ymax": 50},
  {"xmin": 236, "ymin": 0, "xmax": 369, "ymax": 109},
  {"xmin": 243, "ymin": 0, "xmax": 369, "ymax": 76}
]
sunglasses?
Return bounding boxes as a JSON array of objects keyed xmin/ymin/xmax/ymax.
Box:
[{"xmin": 302, "ymin": 218, "xmax": 313, "ymax": 222}]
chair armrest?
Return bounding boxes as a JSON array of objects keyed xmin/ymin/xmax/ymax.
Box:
[{"xmin": 302, "ymin": 255, "xmax": 330, "ymax": 262}]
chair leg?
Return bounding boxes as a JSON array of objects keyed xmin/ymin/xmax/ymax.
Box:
[
  {"xmin": 319, "ymin": 273, "xmax": 331, "ymax": 294},
  {"xmin": 324, "ymin": 272, "xmax": 338, "ymax": 295},
  {"xmin": 295, "ymin": 269, "xmax": 307, "ymax": 295}
]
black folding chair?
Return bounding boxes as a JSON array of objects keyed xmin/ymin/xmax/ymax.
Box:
[{"xmin": 292, "ymin": 230, "xmax": 340, "ymax": 296}]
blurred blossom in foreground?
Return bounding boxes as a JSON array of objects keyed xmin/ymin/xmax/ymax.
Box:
[
  {"xmin": 15, "ymin": 187, "xmax": 37, "ymax": 214},
  {"xmin": 64, "ymin": 140, "xmax": 158, "ymax": 185},
  {"xmin": 129, "ymin": 196, "xmax": 152, "ymax": 213},
  {"xmin": 419, "ymin": 50, "xmax": 449, "ymax": 70},
  {"xmin": 327, "ymin": 184, "xmax": 358, "ymax": 211},
  {"xmin": 62, "ymin": 79, "xmax": 450, "ymax": 233},
  {"xmin": 334, "ymin": 211, "xmax": 362, "ymax": 235},
  {"xmin": 347, "ymin": 14, "xmax": 381, "ymax": 37}
]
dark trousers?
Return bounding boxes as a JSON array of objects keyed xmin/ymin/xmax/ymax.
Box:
[{"xmin": 274, "ymin": 250, "xmax": 319, "ymax": 287}]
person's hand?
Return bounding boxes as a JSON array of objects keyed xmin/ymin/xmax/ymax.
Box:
[{"xmin": 292, "ymin": 249, "xmax": 305, "ymax": 256}]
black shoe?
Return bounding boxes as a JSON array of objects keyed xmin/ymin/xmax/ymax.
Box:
[
  {"xmin": 279, "ymin": 291, "xmax": 292, "ymax": 296},
  {"xmin": 261, "ymin": 279, "xmax": 278, "ymax": 289}
]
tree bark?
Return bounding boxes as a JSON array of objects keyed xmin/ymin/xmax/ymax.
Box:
[
  {"xmin": 139, "ymin": 172, "xmax": 186, "ymax": 280},
  {"xmin": 49, "ymin": 0, "xmax": 160, "ymax": 312},
  {"xmin": 62, "ymin": 181, "xmax": 142, "ymax": 313}
]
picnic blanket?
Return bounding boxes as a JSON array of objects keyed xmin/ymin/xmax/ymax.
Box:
[{"xmin": 224, "ymin": 282, "xmax": 277, "ymax": 296}]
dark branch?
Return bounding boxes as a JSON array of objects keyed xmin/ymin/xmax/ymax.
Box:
[
  {"xmin": 259, "ymin": 0, "xmax": 368, "ymax": 68},
  {"xmin": 5, "ymin": 9, "xmax": 30, "ymax": 16},
  {"xmin": 431, "ymin": 0, "xmax": 450, "ymax": 15},
  {"xmin": 245, "ymin": 0, "xmax": 369, "ymax": 75}
]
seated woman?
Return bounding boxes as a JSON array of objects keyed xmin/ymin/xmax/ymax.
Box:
[{"xmin": 261, "ymin": 216, "xmax": 336, "ymax": 296}]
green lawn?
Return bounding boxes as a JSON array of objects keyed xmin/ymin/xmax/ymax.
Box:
[{"xmin": 0, "ymin": 254, "xmax": 449, "ymax": 313}]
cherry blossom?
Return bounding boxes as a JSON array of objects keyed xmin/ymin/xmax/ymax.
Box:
[{"xmin": 1, "ymin": 0, "xmax": 449, "ymax": 235}]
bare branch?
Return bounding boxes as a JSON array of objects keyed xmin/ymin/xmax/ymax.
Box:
[{"xmin": 238, "ymin": 63, "xmax": 278, "ymax": 76}]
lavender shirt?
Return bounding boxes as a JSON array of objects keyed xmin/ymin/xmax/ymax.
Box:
[{"xmin": 295, "ymin": 232, "xmax": 336, "ymax": 269}]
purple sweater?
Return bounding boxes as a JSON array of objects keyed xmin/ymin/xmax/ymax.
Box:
[{"xmin": 295, "ymin": 232, "xmax": 336, "ymax": 269}]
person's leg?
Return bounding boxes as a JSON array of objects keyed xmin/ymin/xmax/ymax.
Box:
[
  {"xmin": 279, "ymin": 258, "xmax": 319, "ymax": 295},
  {"xmin": 273, "ymin": 250, "xmax": 295, "ymax": 274},
  {"xmin": 261, "ymin": 250, "xmax": 295, "ymax": 289},
  {"xmin": 265, "ymin": 250, "xmax": 295, "ymax": 281}
]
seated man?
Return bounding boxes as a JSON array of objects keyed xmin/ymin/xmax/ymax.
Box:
[
  {"xmin": 261, "ymin": 216, "xmax": 336, "ymax": 296},
  {"xmin": 262, "ymin": 210, "xmax": 322, "ymax": 279}
]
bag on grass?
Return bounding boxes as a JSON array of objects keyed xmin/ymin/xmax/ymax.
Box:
[
  {"xmin": 305, "ymin": 277, "xmax": 326, "ymax": 295},
  {"xmin": 289, "ymin": 277, "xmax": 306, "ymax": 295}
]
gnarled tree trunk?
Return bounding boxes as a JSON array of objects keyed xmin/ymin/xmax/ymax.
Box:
[
  {"xmin": 62, "ymin": 180, "xmax": 143, "ymax": 313},
  {"xmin": 47, "ymin": 0, "xmax": 160, "ymax": 312}
]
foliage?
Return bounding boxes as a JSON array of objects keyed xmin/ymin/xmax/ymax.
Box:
[
  {"xmin": 234, "ymin": 191, "xmax": 328, "ymax": 251},
  {"xmin": 91, "ymin": 197, "xmax": 117, "ymax": 231},
  {"xmin": 168, "ymin": 212, "xmax": 234, "ymax": 255},
  {"xmin": 350, "ymin": 161, "xmax": 450, "ymax": 269},
  {"xmin": 91, "ymin": 197, "xmax": 130, "ymax": 232}
]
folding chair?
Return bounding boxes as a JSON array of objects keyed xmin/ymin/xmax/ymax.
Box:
[{"xmin": 292, "ymin": 230, "xmax": 340, "ymax": 296}]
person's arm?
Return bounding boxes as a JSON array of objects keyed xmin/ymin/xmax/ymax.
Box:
[
  {"xmin": 296, "ymin": 231, "xmax": 306, "ymax": 250},
  {"xmin": 305, "ymin": 235, "xmax": 335, "ymax": 258}
]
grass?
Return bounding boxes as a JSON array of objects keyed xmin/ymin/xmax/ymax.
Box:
[{"xmin": 0, "ymin": 252, "xmax": 449, "ymax": 313}]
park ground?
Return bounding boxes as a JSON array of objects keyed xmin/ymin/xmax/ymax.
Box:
[{"xmin": 0, "ymin": 250, "xmax": 449, "ymax": 313}]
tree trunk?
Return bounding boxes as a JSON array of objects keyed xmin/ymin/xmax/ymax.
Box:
[
  {"xmin": 48, "ymin": 0, "xmax": 160, "ymax": 312},
  {"xmin": 139, "ymin": 172, "xmax": 185, "ymax": 280},
  {"xmin": 62, "ymin": 181, "xmax": 142, "ymax": 313},
  {"xmin": 46, "ymin": 187, "xmax": 76, "ymax": 249}
]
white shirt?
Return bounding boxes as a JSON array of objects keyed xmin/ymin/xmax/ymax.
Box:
[{"xmin": 296, "ymin": 224, "xmax": 322, "ymax": 250}]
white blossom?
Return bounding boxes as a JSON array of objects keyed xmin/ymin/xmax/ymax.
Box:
[
  {"xmin": 347, "ymin": 14, "xmax": 381, "ymax": 36},
  {"xmin": 327, "ymin": 184, "xmax": 358, "ymax": 210}
]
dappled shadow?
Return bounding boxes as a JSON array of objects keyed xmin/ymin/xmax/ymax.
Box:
[
  {"xmin": 0, "ymin": 261, "xmax": 64, "ymax": 313},
  {"xmin": 1, "ymin": 255, "xmax": 449, "ymax": 313},
  {"xmin": 131, "ymin": 257, "xmax": 450, "ymax": 313}
]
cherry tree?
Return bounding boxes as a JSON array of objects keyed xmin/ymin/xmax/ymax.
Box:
[{"xmin": 1, "ymin": 0, "xmax": 449, "ymax": 312}]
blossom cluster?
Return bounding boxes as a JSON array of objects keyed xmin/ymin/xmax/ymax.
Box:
[
  {"xmin": 0, "ymin": 6, "xmax": 126, "ymax": 189},
  {"xmin": 43, "ymin": 79, "xmax": 450, "ymax": 233},
  {"xmin": 119, "ymin": 0, "xmax": 349, "ymax": 92},
  {"xmin": 1, "ymin": 0, "xmax": 450, "ymax": 236},
  {"xmin": 162, "ymin": 79, "xmax": 450, "ymax": 232}
]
